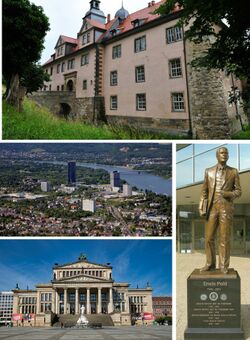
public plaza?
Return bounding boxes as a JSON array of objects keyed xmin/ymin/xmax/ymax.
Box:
[
  {"xmin": 177, "ymin": 253, "xmax": 250, "ymax": 340},
  {"xmin": 0, "ymin": 325, "xmax": 171, "ymax": 340}
]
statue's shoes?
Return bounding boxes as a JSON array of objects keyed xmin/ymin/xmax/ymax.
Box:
[
  {"xmin": 200, "ymin": 265, "xmax": 216, "ymax": 272},
  {"xmin": 220, "ymin": 267, "xmax": 228, "ymax": 274}
]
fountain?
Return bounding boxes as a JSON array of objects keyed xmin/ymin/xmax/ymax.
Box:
[{"xmin": 76, "ymin": 305, "xmax": 89, "ymax": 328}]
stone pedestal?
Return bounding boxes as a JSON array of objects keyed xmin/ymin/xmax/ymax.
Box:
[{"xmin": 184, "ymin": 269, "xmax": 244, "ymax": 339}]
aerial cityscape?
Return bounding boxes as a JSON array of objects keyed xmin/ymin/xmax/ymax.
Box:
[{"xmin": 0, "ymin": 143, "xmax": 172, "ymax": 236}]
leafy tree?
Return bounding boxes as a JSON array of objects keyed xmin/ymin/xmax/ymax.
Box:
[
  {"xmin": 20, "ymin": 63, "xmax": 50, "ymax": 94},
  {"xmin": 3, "ymin": 0, "xmax": 50, "ymax": 108},
  {"xmin": 156, "ymin": 0, "xmax": 250, "ymax": 79}
]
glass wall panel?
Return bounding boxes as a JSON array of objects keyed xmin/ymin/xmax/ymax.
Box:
[
  {"xmin": 240, "ymin": 144, "xmax": 250, "ymax": 171},
  {"xmin": 176, "ymin": 145, "xmax": 193, "ymax": 162},
  {"xmin": 176, "ymin": 158, "xmax": 193, "ymax": 188}
]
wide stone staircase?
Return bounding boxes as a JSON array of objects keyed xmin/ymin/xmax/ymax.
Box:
[{"xmin": 53, "ymin": 314, "xmax": 114, "ymax": 328}]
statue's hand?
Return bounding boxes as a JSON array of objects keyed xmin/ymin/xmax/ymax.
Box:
[
  {"xmin": 199, "ymin": 209, "xmax": 206, "ymax": 217},
  {"xmin": 221, "ymin": 190, "xmax": 234, "ymax": 199}
]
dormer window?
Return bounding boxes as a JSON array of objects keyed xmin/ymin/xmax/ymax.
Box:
[
  {"xmin": 132, "ymin": 19, "xmax": 146, "ymax": 28},
  {"xmin": 57, "ymin": 46, "xmax": 64, "ymax": 57}
]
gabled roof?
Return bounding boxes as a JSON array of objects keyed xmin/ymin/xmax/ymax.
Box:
[
  {"xmin": 86, "ymin": 18, "xmax": 106, "ymax": 30},
  {"xmin": 60, "ymin": 35, "xmax": 78, "ymax": 45}
]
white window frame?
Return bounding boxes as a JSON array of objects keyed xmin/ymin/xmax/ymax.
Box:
[
  {"xmin": 136, "ymin": 93, "xmax": 146, "ymax": 111},
  {"xmin": 171, "ymin": 92, "xmax": 185, "ymax": 111},
  {"xmin": 112, "ymin": 45, "xmax": 122, "ymax": 59},
  {"xmin": 135, "ymin": 65, "xmax": 145, "ymax": 82},
  {"xmin": 110, "ymin": 96, "xmax": 118, "ymax": 110},
  {"xmin": 166, "ymin": 26, "xmax": 183, "ymax": 44},
  {"xmin": 110, "ymin": 71, "xmax": 118, "ymax": 86},
  {"xmin": 81, "ymin": 53, "xmax": 89, "ymax": 66},
  {"xmin": 135, "ymin": 36, "xmax": 146, "ymax": 53},
  {"xmin": 169, "ymin": 58, "xmax": 182, "ymax": 78}
]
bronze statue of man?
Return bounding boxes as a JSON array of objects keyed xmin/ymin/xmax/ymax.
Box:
[{"xmin": 199, "ymin": 147, "xmax": 241, "ymax": 274}]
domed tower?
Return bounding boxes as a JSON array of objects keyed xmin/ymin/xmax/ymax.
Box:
[
  {"xmin": 84, "ymin": 0, "xmax": 106, "ymax": 24},
  {"xmin": 115, "ymin": 1, "xmax": 129, "ymax": 21}
]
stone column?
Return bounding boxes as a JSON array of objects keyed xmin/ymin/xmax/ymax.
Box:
[
  {"xmin": 54, "ymin": 289, "xmax": 58, "ymax": 314},
  {"xmin": 97, "ymin": 288, "xmax": 102, "ymax": 314},
  {"xmin": 37, "ymin": 292, "xmax": 41, "ymax": 314},
  {"xmin": 108, "ymin": 288, "xmax": 113, "ymax": 313},
  {"xmin": 63, "ymin": 288, "xmax": 67, "ymax": 314},
  {"xmin": 75, "ymin": 288, "xmax": 79, "ymax": 314},
  {"xmin": 125, "ymin": 292, "xmax": 130, "ymax": 313},
  {"xmin": 86, "ymin": 288, "xmax": 90, "ymax": 314}
]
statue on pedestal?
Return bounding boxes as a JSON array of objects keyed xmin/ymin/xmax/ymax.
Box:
[
  {"xmin": 76, "ymin": 304, "xmax": 89, "ymax": 327},
  {"xmin": 199, "ymin": 147, "xmax": 241, "ymax": 274}
]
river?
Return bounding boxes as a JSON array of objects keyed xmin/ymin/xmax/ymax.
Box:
[{"xmin": 45, "ymin": 161, "xmax": 172, "ymax": 196}]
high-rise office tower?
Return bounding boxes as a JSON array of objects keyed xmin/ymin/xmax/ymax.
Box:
[
  {"xmin": 110, "ymin": 171, "xmax": 120, "ymax": 188},
  {"xmin": 68, "ymin": 161, "xmax": 76, "ymax": 185}
]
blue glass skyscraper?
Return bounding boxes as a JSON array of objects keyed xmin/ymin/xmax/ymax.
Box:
[{"xmin": 68, "ymin": 161, "xmax": 76, "ymax": 185}]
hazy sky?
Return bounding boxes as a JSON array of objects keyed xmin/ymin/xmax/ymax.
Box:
[
  {"xmin": 0, "ymin": 239, "xmax": 172, "ymax": 296},
  {"xmin": 31, "ymin": 0, "xmax": 154, "ymax": 64}
]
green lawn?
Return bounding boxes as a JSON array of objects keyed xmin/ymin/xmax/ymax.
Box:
[
  {"xmin": 2, "ymin": 98, "xmax": 184, "ymax": 140},
  {"xmin": 232, "ymin": 125, "xmax": 250, "ymax": 139}
]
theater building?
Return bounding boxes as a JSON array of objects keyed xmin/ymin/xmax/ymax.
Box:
[
  {"xmin": 12, "ymin": 255, "xmax": 153, "ymax": 326},
  {"xmin": 176, "ymin": 144, "xmax": 250, "ymax": 255},
  {"xmin": 33, "ymin": 0, "xmax": 247, "ymax": 139}
]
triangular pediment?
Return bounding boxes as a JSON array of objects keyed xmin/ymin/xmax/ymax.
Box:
[
  {"xmin": 55, "ymin": 260, "xmax": 111, "ymax": 270},
  {"xmin": 55, "ymin": 274, "xmax": 111, "ymax": 283},
  {"xmin": 79, "ymin": 20, "xmax": 91, "ymax": 34}
]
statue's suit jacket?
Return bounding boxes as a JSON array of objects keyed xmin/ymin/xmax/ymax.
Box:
[{"xmin": 199, "ymin": 165, "xmax": 241, "ymax": 220}]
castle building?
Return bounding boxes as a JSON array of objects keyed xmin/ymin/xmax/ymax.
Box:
[
  {"xmin": 36, "ymin": 0, "xmax": 246, "ymax": 138},
  {"xmin": 12, "ymin": 255, "xmax": 153, "ymax": 326}
]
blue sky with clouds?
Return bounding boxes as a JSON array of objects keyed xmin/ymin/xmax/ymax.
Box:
[
  {"xmin": 31, "ymin": 0, "xmax": 155, "ymax": 64},
  {"xmin": 0, "ymin": 239, "xmax": 172, "ymax": 296}
]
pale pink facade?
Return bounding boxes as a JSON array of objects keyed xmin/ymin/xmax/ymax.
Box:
[
  {"xmin": 40, "ymin": 0, "xmax": 245, "ymax": 137},
  {"xmin": 103, "ymin": 18, "xmax": 188, "ymax": 121}
]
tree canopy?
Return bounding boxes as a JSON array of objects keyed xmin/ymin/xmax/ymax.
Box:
[
  {"xmin": 3, "ymin": 0, "xmax": 50, "ymax": 106},
  {"xmin": 156, "ymin": 0, "xmax": 250, "ymax": 79}
]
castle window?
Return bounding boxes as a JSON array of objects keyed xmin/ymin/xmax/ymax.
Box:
[
  {"xmin": 82, "ymin": 34, "xmax": 87, "ymax": 45},
  {"xmin": 67, "ymin": 59, "xmax": 75, "ymax": 70},
  {"xmin": 112, "ymin": 45, "xmax": 121, "ymax": 59},
  {"xmin": 134, "ymin": 36, "xmax": 146, "ymax": 53},
  {"xmin": 110, "ymin": 71, "xmax": 118, "ymax": 86},
  {"xmin": 136, "ymin": 93, "xmax": 146, "ymax": 111},
  {"xmin": 135, "ymin": 65, "xmax": 145, "ymax": 82},
  {"xmin": 61, "ymin": 85, "xmax": 64, "ymax": 91},
  {"xmin": 49, "ymin": 85, "xmax": 52, "ymax": 91},
  {"xmin": 50, "ymin": 67, "xmax": 53, "ymax": 75},
  {"xmin": 110, "ymin": 96, "xmax": 118, "ymax": 110},
  {"xmin": 57, "ymin": 85, "xmax": 60, "ymax": 91},
  {"xmin": 83, "ymin": 80, "xmax": 87, "ymax": 90},
  {"xmin": 171, "ymin": 92, "xmax": 185, "ymax": 111},
  {"xmin": 169, "ymin": 58, "xmax": 182, "ymax": 78},
  {"xmin": 166, "ymin": 26, "xmax": 183, "ymax": 44},
  {"xmin": 81, "ymin": 53, "xmax": 89, "ymax": 66},
  {"xmin": 57, "ymin": 64, "xmax": 60, "ymax": 73},
  {"xmin": 87, "ymin": 32, "xmax": 91, "ymax": 43},
  {"xmin": 61, "ymin": 62, "xmax": 65, "ymax": 72}
]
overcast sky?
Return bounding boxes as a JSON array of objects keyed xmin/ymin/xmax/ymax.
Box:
[{"xmin": 31, "ymin": 0, "xmax": 154, "ymax": 64}]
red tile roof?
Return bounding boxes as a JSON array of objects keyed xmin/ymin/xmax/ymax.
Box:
[
  {"xmin": 43, "ymin": 1, "xmax": 181, "ymax": 65},
  {"xmin": 86, "ymin": 18, "xmax": 106, "ymax": 30},
  {"xmin": 60, "ymin": 35, "xmax": 78, "ymax": 45}
]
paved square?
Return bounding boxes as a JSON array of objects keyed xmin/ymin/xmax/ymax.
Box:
[{"xmin": 0, "ymin": 326, "xmax": 172, "ymax": 340}]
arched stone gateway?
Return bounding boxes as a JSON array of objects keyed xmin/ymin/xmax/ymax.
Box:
[
  {"xmin": 66, "ymin": 80, "xmax": 74, "ymax": 92},
  {"xmin": 58, "ymin": 103, "xmax": 72, "ymax": 119}
]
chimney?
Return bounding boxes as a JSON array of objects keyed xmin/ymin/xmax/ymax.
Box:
[
  {"xmin": 148, "ymin": 2, "xmax": 151, "ymax": 7},
  {"xmin": 151, "ymin": 1, "xmax": 155, "ymax": 5},
  {"xmin": 107, "ymin": 13, "xmax": 111, "ymax": 23}
]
